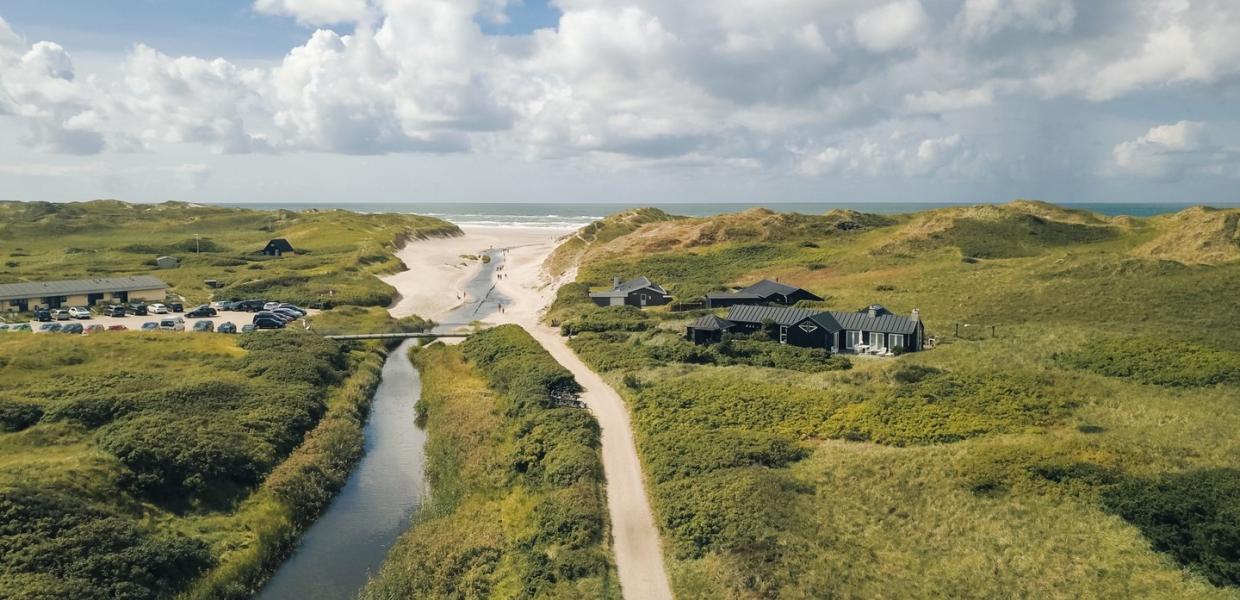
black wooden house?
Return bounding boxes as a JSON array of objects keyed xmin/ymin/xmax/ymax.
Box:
[
  {"xmin": 706, "ymin": 279, "xmax": 823, "ymax": 308},
  {"xmin": 687, "ymin": 303, "xmax": 924, "ymax": 354},
  {"xmin": 261, "ymin": 239, "xmax": 296, "ymax": 257},
  {"xmin": 589, "ymin": 276, "xmax": 673, "ymax": 308}
]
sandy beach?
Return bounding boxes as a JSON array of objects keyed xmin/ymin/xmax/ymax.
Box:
[
  {"xmin": 383, "ymin": 226, "xmax": 572, "ymax": 323},
  {"xmin": 383, "ymin": 224, "xmax": 674, "ymax": 600}
]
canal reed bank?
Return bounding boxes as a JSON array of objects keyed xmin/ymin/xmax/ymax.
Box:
[
  {"xmin": 360, "ymin": 325, "xmax": 619, "ymax": 599},
  {"xmin": 178, "ymin": 342, "xmax": 388, "ymax": 600}
]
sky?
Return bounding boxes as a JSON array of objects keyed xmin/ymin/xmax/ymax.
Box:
[{"xmin": 0, "ymin": 0, "xmax": 1237, "ymax": 205}]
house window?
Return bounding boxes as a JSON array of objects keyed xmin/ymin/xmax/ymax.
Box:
[
  {"xmin": 846, "ymin": 331, "xmax": 861, "ymax": 349},
  {"xmin": 871, "ymin": 333, "xmax": 886, "ymax": 349},
  {"xmin": 779, "ymin": 326, "xmax": 788, "ymax": 344},
  {"xmin": 889, "ymin": 334, "xmax": 904, "ymax": 350},
  {"xmin": 798, "ymin": 321, "xmax": 818, "ymax": 333}
]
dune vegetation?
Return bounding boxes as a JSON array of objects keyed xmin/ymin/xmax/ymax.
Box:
[
  {"xmin": 0, "ymin": 200, "xmax": 460, "ymax": 307},
  {"xmin": 361, "ymin": 326, "xmax": 618, "ymax": 599},
  {"xmin": 550, "ymin": 201, "xmax": 1240, "ymax": 599}
]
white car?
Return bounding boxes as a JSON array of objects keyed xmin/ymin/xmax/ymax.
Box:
[
  {"xmin": 149, "ymin": 303, "xmax": 169, "ymax": 314},
  {"xmin": 158, "ymin": 317, "xmax": 185, "ymax": 331},
  {"xmin": 263, "ymin": 302, "xmax": 280, "ymax": 311},
  {"xmin": 67, "ymin": 307, "xmax": 92, "ymax": 319}
]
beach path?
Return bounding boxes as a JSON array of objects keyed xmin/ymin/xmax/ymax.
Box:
[{"xmin": 387, "ymin": 226, "xmax": 674, "ymax": 600}]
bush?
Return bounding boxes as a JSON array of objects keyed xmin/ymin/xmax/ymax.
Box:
[
  {"xmin": 1059, "ymin": 338, "xmax": 1240, "ymax": 387},
  {"xmin": 462, "ymin": 325, "xmax": 582, "ymax": 414},
  {"xmin": 657, "ymin": 467, "xmax": 805, "ymax": 559},
  {"xmin": 1102, "ymin": 469, "xmax": 1240, "ymax": 587},
  {"xmin": 0, "ymin": 487, "xmax": 213, "ymax": 600},
  {"xmin": 0, "ymin": 400, "xmax": 43, "ymax": 432},
  {"xmin": 642, "ymin": 429, "xmax": 806, "ymax": 484}
]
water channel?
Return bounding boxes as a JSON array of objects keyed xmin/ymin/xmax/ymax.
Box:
[{"xmin": 258, "ymin": 248, "xmax": 509, "ymax": 599}]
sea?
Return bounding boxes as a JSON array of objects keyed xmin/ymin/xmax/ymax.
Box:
[{"xmin": 216, "ymin": 201, "xmax": 1235, "ymax": 229}]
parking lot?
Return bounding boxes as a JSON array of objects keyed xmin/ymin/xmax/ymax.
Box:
[{"xmin": 1, "ymin": 305, "xmax": 316, "ymax": 335}]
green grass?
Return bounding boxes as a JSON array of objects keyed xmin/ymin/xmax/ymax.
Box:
[
  {"xmin": 552, "ymin": 201, "xmax": 1240, "ymax": 598},
  {"xmin": 0, "ymin": 200, "xmax": 459, "ymax": 307},
  {"xmin": 360, "ymin": 326, "xmax": 618, "ymax": 599}
]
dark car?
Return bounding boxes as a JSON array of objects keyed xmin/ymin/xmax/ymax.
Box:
[
  {"xmin": 61, "ymin": 323, "xmax": 84, "ymax": 334},
  {"xmin": 169, "ymin": 302, "xmax": 184, "ymax": 313},
  {"xmin": 192, "ymin": 320, "xmax": 214, "ymax": 332},
  {"xmin": 128, "ymin": 303, "xmax": 148, "ymax": 316},
  {"xmin": 235, "ymin": 300, "xmax": 267, "ymax": 312},
  {"xmin": 276, "ymin": 303, "xmax": 306, "ymax": 314},
  {"xmin": 252, "ymin": 316, "xmax": 286, "ymax": 330},
  {"xmin": 186, "ymin": 305, "xmax": 218, "ymax": 318},
  {"xmin": 104, "ymin": 305, "xmax": 128, "ymax": 317},
  {"xmin": 308, "ymin": 301, "xmax": 334, "ymax": 310},
  {"xmin": 34, "ymin": 309, "xmax": 52, "ymax": 322},
  {"xmin": 217, "ymin": 322, "xmax": 237, "ymax": 334},
  {"xmin": 241, "ymin": 324, "xmax": 256, "ymax": 333},
  {"xmin": 140, "ymin": 322, "xmax": 159, "ymax": 331},
  {"xmin": 254, "ymin": 311, "xmax": 294, "ymax": 323},
  {"xmin": 39, "ymin": 323, "xmax": 62, "ymax": 333},
  {"xmin": 271, "ymin": 308, "xmax": 302, "ymax": 321}
]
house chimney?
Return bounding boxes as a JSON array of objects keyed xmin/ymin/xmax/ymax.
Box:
[
  {"xmin": 613, "ymin": 276, "xmax": 621, "ymax": 289},
  {"xmin": 911, "ymin": 308, "xmax": 921, "ymax": 322},
  {"xmin": 868, "ymin": 305, "xmax": 879, "ymax": 318}
]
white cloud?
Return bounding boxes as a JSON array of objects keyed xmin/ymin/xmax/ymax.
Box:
[
  {"xmin": 854, "ymin": 0, "xmax": 931, "ymax": 53},
  {"xmin": 254, "ymin": 0, "xmax": 375, "ymax": 25},
  {"xmin": 1111, "ymin": 120, "xmax": 1236, "ymax": 181},
  {"xmin": 960, "ymin": 0, "xmax": 1075, "ymax": 41}
]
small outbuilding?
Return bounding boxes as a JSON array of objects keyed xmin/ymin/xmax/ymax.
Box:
[
  {"xmin": 589, "ymin": 276, "xmax": 673, "ymax": 308},
  {"xmin": 155, "ymin": 256, "xmax": 180, "ymax": 269},
  {"xmin": 685, "ymin": 314, "xmax": 735, "ymax": 344},
  {"xmin": 706, "ymin": 279, "xmax": 823, "ymax": 308},
  {"xmin": 261, "ymin": 239, "xmax": 296, "ymax": 257}
]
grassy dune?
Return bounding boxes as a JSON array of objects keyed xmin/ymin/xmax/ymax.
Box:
[
  {"xmin": 551, "ymin": 201, "xmax": 1240, "ymax": 598},
  {"xmin": 0, "ymin": 200, "xmax": 460, "ymax": 306},
  {"xmin": 361, "ymin": 326, "xmax": 618, "ymax": 599}
]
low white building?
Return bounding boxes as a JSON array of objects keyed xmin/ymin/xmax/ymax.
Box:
[{"xmin": 0, "ymin": 276, "xmax": 168, "ymax": 312}]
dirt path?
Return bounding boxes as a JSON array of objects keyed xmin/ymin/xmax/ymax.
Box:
[{"xmin": 387, "ymin": 227, "xmax": 674, "ymax": 599}]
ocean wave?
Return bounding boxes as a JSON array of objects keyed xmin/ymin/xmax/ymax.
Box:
[{"xmin": 450, "ymin": 219, "xmax": 588, "ymax": 229}]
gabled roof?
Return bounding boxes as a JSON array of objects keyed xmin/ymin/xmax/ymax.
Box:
[
  {"xmin": 705, "ymin": 291, "xmax": 762, "ymax": 300},
  {"xmin": 688, "ymin": 314, "xmax": 735, "ymax": 331},
  {"xmin": 0, "ymin": 276, "xmax": 168, "ymax": 301},
  {"xmin": 265, "ymin": 239, "xmax": 295, "ymax": 252},
  {"xmin": 725, "ymin": 303, "xmax": 921, "ymax": 335},
  {"xmin": 741, "ymin": 279, "xmax": 803, "ymax": 297},
  {"xmin": 726, "ymin": 304, "xmax": 829, "ymax": 327},
  {"xmin": 589, "ymin": 276, "xmax": 670, "ymax": 298}
]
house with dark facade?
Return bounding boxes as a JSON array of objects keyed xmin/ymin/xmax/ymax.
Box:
[
  {"xmin": 706, "ymin": 279, "xmax": 823, "ymax": 308},
  {"xmin": 686, "ymin": 303, "xmax": 924, "ymax": 354},
  {"xmin": 590, "ymin": 276, "xmax": 673, "ymax": 308},
  {"xmin": 261, "ymin": 239, "xmax": 296, "ymax": 257}
]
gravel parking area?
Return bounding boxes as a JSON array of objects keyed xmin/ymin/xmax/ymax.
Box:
[{"xmin": 4, "ymin": 309, "xmax": 315, "ymax": 334}]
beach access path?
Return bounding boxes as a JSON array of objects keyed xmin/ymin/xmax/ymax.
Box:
[{"xmin": 386, "ymin": 226, "xmax": 674, "ymax": 600}]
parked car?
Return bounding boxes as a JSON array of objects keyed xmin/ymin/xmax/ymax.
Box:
[
  {"xmin": 83, "ymin": 324, "xmax": 106, "ymax": 335},
  {"xmin": 61, "ymin": 323, "xmax": 84, "ymax": 334},
  {"xmin": 0, "ymin": 324, "xmax": 7, "ymax": 332},
  {"xmin": 241, "ymin": 324, "xmax": 256, "ymax": 333},
  {"xmin": 308, "ymin": 301, "xmax": 334, "ymax": 310},
  {"xmin": 234, "ymin": 300, "xmax": 266, "ymax": 312},
  {"xmin": 263, "ymin": 302, "xmax": 281, "ymax": 311},
  {"xmin": 128, "ymin": 303, "xmax": 149, "ymax": 316},
  {"xmin": 34, "ymin": 309, "xmax": 52, "ymax": 322},
  {"xmin": 52, "ymin": 309, "xmax": 71, "ymax": 321},
  {"xmin": 140, "ymin": 322, "xmax": 160, "ymax": 331},
  {"xmin": 149, "ymin": 303, "xmax": 169, "ymax": 314},
  {"xmin": 104, "ymin": 305, "xmax": 128, "ymax": 317},
  {"xmin": 253, "ymin": 310, "xmax": 291, "ymax": 323},
  {"xmin": 217, "ymin": 322, "xmax": 237, "ymax": 334},
  {"xmin": 106, "ymin": 324, "xmax": 128, "ymax": 331},
  {"xmin": 169, "ymin": 302, "xmax": 184, "ymax": 313},
  {"xmin": 186, "ymin": 305, "xmax": 217, "ymax": 318},
  {"xmin": 220, "ymin": 301, "xmax": 241, "ymax": 311},
  {"xmin": 276, "ymin": 304, "xmax": 306, "ymax": 316},
  {"xmin": 68, "ymin": 307, "xmax": 92, "ymax": 319},
  {"xmin": 272, "ymin": 308, "xmax": 303, "ymax": 321},
  {"xmin": 38, "ymin": 323, "xmax": 62, "ymax": 333},
  {"xmin": 9, "ymin": 323, "xmax": 31, "ymax": 332},
  {"xmin": 192, "ymin": 320, "xmax": 214, "ymax": 332},
  {"xmin": 253, "ymin": 316, "xmax": 286, "ymax": 330},
  {"xmin": 159, "ymin": 317, "xmax": 185, "ymax": 331}
]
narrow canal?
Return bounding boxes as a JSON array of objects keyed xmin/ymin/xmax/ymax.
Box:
[{"xmin": 258, "ymin": 248, "xmax": 508, "ymax": 599}]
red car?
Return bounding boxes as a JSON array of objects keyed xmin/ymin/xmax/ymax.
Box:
[{"xmin": 107, "ymin": 325, "xmax": 129, "ymax": 331}]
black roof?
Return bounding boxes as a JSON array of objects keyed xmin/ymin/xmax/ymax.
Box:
[
  {"xmin": 708, "ymin": 279, "xmax": 822, "ymax": 301},
  {"xmin": 725, "ymin": 304, "xmax": 919, "ymax": 335},
  {"xmin": 265, "ymin": 239, "xmax": 295, "ymax": 252},
  {"xmin": 589, "ymin": 276, "xmax": 670, "ymax": 299},
  {"xmin": 705, "ymin": 291, "xmax": 763, "ymax": 300},
  {"xmin": 688, "ymin": 314, "xmax": 735, "ymax": 331}
]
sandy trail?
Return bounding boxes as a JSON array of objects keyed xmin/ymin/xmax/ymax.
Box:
[{"xmin": 385, "ymin": 225, "xmax": 674, "ymax": 600}]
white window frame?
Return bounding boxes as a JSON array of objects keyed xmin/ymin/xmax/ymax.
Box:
[
  {"xmin": 779, "ymin": 325, "xmax": 788, "ymax": 344},
  {"xmin": 846, "ymin": 331, "xmax": 860, "ymax": 349},
  {"xmin": 871, "ymin": 332, "xmax": 885, "ymax": 349},
  {"xmin": 888, "ymin": 333, "xmax": 904, "ymax": 350}
]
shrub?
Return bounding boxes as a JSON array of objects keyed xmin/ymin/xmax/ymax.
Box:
[
  {"xmin": 0, "ymin": 400, "xmax": 43, "ymax": 432},
  {"xmin": 1102, "ymin": 469, "xmax": 1240, "ymax": 586},
  {"xmin": 462, "ymin": 325, "xmax": 582, "ymax": 414},
  {"xmin": 1059, "ymin": 338, "xmax": 1240, "ymax": 387},
  {"xmin": 657, "ymin": 467, "xmax": 805, "ymax": 559},
  {"xmin": 642, "ymin": 429, "xmax": 806, "ymax": 484}
]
